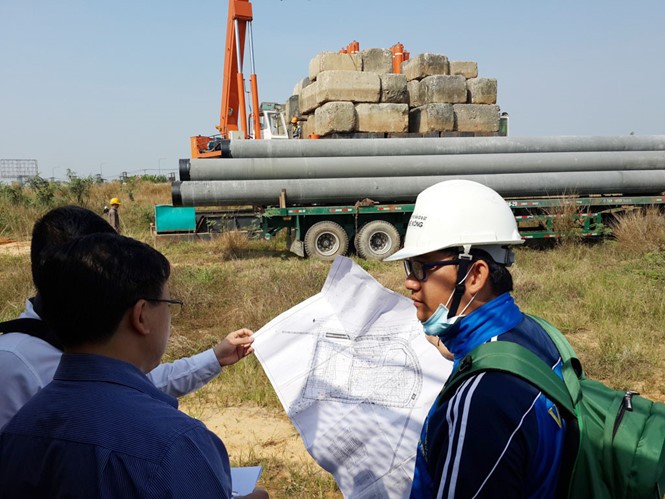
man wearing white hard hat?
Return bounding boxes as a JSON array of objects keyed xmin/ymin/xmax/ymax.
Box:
[{"xmin": 385, "ymin": 180, "xmax": 568, "ymax": 498}]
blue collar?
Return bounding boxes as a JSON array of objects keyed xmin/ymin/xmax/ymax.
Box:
[
  {"xmin": 442, "ymin": 292, "xmax": 523, "ymax": 371},
  {"xmin": 55, "ymin": 353, "xmax": 178, "ymax": 408}
]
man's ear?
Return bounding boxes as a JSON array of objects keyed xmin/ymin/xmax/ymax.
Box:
[
  {"xmin": 466, "ymin": 260, "xmax": 490, "ymax": 295},
  {"xmin": 129, "ymin": 300, "xmax": 151, "ymax": 337}
]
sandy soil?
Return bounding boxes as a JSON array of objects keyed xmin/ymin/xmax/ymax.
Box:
[
  {"xmin": 0, "ymin": 240, "xmax": 30, "ymax": 256},
  {"xmin": 197, "ymin": 405, "xmax": 314, "ymax": 466}
]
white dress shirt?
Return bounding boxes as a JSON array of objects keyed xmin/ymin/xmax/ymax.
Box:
[{"xmin": 0, "ymin": 299, "xmax": 221, "ymax": 429}]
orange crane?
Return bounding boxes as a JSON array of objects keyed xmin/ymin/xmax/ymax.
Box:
[{"xmin": 190, "ymin": 0, "xmax": 262, "ymax": 158}]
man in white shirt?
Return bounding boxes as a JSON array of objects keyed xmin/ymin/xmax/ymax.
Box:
[{"xmin": 0, "ymin": 205, "xmax": 255, "ymax": 428}]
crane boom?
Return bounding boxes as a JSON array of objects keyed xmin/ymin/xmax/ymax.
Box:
[{"xmin": 190, "ymin": 0, "xmax": 261, "ymax": 158}]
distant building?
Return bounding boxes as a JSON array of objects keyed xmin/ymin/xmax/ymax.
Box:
[{"xmin": 0, "ymin": 159, "xmax": 38, "ymax": 184}]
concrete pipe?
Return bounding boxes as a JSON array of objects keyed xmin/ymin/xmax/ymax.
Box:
[
  {"xmin": 172, "ymin": 170, "xmax": 665, "ymax": 207},
  {"xmin": 181, "ymin": 151, "xmax": 665, "ymax": 181},
  {"xmin": 216, "ymin": 135, "xmax": 665, "ymax": 159}
]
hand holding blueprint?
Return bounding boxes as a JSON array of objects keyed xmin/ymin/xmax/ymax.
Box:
[{"xmin": 253, "ymin": 256, "xmax": 452, "ymax": 498}]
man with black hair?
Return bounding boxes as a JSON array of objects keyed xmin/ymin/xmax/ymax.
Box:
[
  {"xmin": 384, "ymin": 180, "xmax": 568, "ymax": 498},
  {"xmin": 0, "ymin": 205, "xmax": 255, "ymax": 428},
  {"xmin": 0, "ymin": 232, "xmax": 266, "ymax": 498}
]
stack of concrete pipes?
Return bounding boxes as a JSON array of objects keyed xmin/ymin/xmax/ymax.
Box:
[{"xmin": 172, "ymin": 135, "xmax": 665, "ymax": 207}]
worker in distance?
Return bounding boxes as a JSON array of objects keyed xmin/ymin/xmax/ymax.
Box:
[
  {"xmin": 107, "ymin": 196, "xmax": 122, "ymax": 233},
  {"xmin": 385, "ymin": 180, "xmax": 569, "ymax": 498}
]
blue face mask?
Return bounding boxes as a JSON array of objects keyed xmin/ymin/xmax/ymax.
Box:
[{"xmin": 422, "ymin": 295, "xmax": 476, "ymax": 338}]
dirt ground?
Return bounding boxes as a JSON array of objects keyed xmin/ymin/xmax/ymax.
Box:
[
  {"xmin": 0, "ymin": 240, "xmax": 30, "ymax": 256},
  {"xmin": 199, "ymin": 405, "xmax": 313, "ymax": 466},
  {"xmin": 188, "ymin": 403, "xmax": 341, "ymax": 495}
]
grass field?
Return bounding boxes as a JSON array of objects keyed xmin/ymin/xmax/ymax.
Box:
[{"xmin": 1, "ymin": 179, "xmax": 664, "ymax": 497}]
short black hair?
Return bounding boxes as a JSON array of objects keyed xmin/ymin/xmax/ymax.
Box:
[
  {"xmin": 34, "ymin": 232, "xmax": 170, "ymax": 347},
  {"xmin": 30, "ymin": 206, "xmax": 114, "ymax": 284},
  {"xmin": 469, "ymin": 248, "xmax": 514, "ymax": 296},
  {"xmin": 441, "ymin": 247, "xmax": 514, "ymax": 296}
]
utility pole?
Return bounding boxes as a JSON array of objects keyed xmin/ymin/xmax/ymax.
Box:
[{"xmin": 158, "ymin": 158, "xmax": 167, "ymax": 176}]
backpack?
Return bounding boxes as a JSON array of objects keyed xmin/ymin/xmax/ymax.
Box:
[{"xmin": 439, "ymin": 314, "xmax": 665, "ymax": 499}]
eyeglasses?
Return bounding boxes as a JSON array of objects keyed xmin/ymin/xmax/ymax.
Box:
[
  {"xmin": 403, "ymin": 259, "xmax": 463, "ymax": 282},
  {"xmin": 143, "ymin": 298, "xmax": 184, "ymax": 317}
]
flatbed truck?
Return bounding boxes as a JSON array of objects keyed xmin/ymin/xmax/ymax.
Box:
[{"xmin": 153, "ymin": 193, "xmax": 665, "ymax": 260}]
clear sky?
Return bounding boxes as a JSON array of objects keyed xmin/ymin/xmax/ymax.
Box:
[{"xmin": 1, "ymin": 0, "xmax": 664, "ymax": 180}]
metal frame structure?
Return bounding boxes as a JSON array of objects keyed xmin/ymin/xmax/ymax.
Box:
[{"xmin": 0, "ymin": 159, "xmax": 38, "ymax": 181}]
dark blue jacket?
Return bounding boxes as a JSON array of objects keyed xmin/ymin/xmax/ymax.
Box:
[{"xmin": 411, "ymin": 293, "xmax": 567, "ymax": 498}]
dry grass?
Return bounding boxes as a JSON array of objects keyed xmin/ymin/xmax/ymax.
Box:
[
  {"xmin": 0, "ymin": 254, "xmax": 34, "ymax": 321},
  {"xmin": 611, "ymin": 207, "xmax": 665, "ymax": 255},
  {"xmin": 549, "ymin": 196, "xmax": 587, "ymax": 243},
  {"xmin": 208, "ymin": 231, "xmax": 253, "ymax": 260},
  {"xmin": 515, "ymin": 242, "xmax": 665, "ymax": 399},
  {"xmin": 0, "ymin": 179, "xmax": 171, "ymax": 242}
]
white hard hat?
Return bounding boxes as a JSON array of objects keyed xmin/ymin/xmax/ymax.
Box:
[{"xmin": 385, "ymin": 180, "xmax": 523, "ymax": 265}]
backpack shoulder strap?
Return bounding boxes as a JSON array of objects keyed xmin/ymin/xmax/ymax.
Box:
[
  {"xmin": 526, "ymin": 314, "xmax": 584, "ymax": 405},
  {"xmin": 0, "ymin": 318, "xmax": 63, "ymax": 350},
  {"xmin": 439, "ymin": 341, "xmax": 576, "ymax": 418}
]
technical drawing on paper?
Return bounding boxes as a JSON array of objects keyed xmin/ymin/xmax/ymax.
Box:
[{"xmin": 285, "ymin": 324, "xmax": 423, "ymax": 415}]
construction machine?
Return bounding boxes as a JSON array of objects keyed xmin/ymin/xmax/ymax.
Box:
[{"xmin": 190, "ymin": 0, "xmax": 286, "ymax": 159}]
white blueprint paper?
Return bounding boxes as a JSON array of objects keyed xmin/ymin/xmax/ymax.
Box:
[{"xmin": 253, "ymin": 256, "xmax": 453, "ymax": 498}]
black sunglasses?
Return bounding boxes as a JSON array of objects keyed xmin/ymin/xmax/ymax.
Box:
[{"xmin": 403, "ymin": 259, "xmax": 462, "ymax": 282}]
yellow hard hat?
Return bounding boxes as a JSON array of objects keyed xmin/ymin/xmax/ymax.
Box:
[
  {"xmin": 110, "ymin": 197, "xmax": 121, "ymax": 206},
  {"xmin": 291, "ymin": 117, "xmax": 298, "ymax": 123}
]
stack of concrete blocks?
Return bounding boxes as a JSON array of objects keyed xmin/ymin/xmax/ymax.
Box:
[
  {"xmin": 286, "ymin": 49, "xmax": 499, "ymax": 138},
  {"xmin": 405, "ymin": 54, "xmax": 499, "ymax": 135}
]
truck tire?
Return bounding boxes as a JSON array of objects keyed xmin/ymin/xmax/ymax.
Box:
[
  {"xmin": 355, "ymin": 221, "xmax": 401, "ymax": 260},
  {"xmin": 304, "ymin": 221, "xmax": 349, "ymax": 261}
]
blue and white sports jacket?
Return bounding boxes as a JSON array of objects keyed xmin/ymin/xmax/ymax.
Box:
[{"xmin": 411, "ymin": 293, "xmax": 567, "ymax": 498}]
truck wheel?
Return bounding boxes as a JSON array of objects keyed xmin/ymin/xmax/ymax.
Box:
[
  {"xmin": 355, "ymin": 221, "xmax": 401, "ymax": 260},
  {"xmin": 304, "ymin": 221, "xmax": 349, "ymax": 261}
]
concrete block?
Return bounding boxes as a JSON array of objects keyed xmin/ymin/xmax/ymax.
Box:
[
  {"xmin": 401, "ymin": 53, "xmax": 449, "ymax": 81},
  {"xmin": 361, "ymin": 48, "xmax": 393, "ymax": 74},
  {"xmin": 315, "ymin": 101, "xmax": 356, "ymax": 136},
  {"xmin": 409, "ymin": 104, "xmax": 454, "ymax": 133},
  {"xmin": 292, "ymin": 77, "xmax": 311, "ymax": 96},
  {"xmin": 454, "ymin": 104, "xmax": 500, "ymax": 132},
  {"xmin": 309, "ymin": 52, "xmax": 362, "ymax": 81},
  {"xmin": 379, "ymin": 73, "xmax": 408, "ymax": 103},
  {"xmin": 356, "ymin": 103, "xmax": 408, "ymax": 133},
  {"xmin": 407, "ymin": 80, "xmax": 423, "ymax": 108},
  {"xmin": 284, "ymin": 94, "xmax": 300, "ymax": 122},
  {"xmin": 467, "ymin": 78, "xmax": 497, "ymax": 104},
  {"xmin": 449, "ymin": 61, "xmax": 478, "ymax": 79},
  {"xmin": 299, "ymin": 81, "xmax": 319, "ymax": 114},
  {"xmin": 317, "ymin": 70, "xmax": 381, "ymax": 104},
  {"xmin": 421, "ymin": 75, "xmax": 467, "ymax": 104}
]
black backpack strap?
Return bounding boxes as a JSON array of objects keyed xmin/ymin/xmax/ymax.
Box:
[
  {"xmin": 438, "ymin": 341, "xmax": 576, "ymax": 418},
  {"xmin": 0, "ymin": 318, "xmax": 64, "ymax": 350}
]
